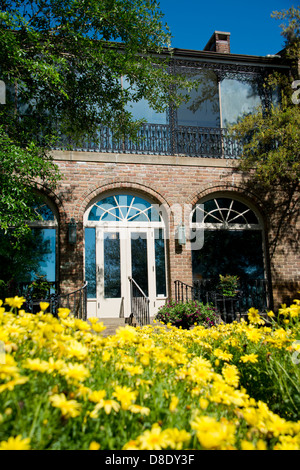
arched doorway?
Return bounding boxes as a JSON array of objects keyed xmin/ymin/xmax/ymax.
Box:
[
  {"xmin": 84, "ymin": 193, "xmax": 167, "ymax": 318},
  {"xmin": 191, "ymin": 195, "xmax": 269, "ymax": 310}
]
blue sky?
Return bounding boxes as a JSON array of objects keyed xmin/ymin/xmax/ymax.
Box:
[{"xmin": 158, "ymin": 0, "xmax": 295, "ymax": 56}]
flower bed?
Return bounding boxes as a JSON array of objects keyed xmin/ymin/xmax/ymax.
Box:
[
  {"xmin": 155, "ymin": 300, "xmax": 218, "ymax": 329},
  {"xmin": 0, "ymin": 296, "xmax": 300, "ymax": 450}
]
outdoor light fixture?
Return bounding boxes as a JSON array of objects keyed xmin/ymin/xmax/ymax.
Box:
[
  {"xmin": 68, "ymin": 218, "xmax": 77, "ymax": 244},
  {"xmin": 177, "ymin": 224, "xmax": 186, "ymax": 246}
]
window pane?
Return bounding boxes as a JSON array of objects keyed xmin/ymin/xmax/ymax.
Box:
[
  {"xmin": 192, "ymin": 230, "xmax": 264, "ymax": 280},
  {"xmin": 155, "ymin": 229, "xmax": 166, "ymax": 297},
  {"xmin": 220, "ymin": 77, "xmax": 262, "ymax": 127},
  {"xmin": 30, "ymin": 228, "xmax": 56, "ymax": 281},
  {"xmin": 131, "ymin": 232, "xmax": 148, "ymax": 296},
  {"xmin": 104, "ymin": 232, "xmax": 121, "ymax": 298},
  {"xmin": 177, "ymin": 70, "xmax": 220, "ymax": 127},
  {"xmin": 123, "ymin": 77, "xmax": 167, "ymax": 124},
  {"xmin": 85, "ymin": 228, "xmax": 96, "ymax": 298}
]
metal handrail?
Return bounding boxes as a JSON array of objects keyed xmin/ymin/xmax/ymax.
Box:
[
  {"xmin": 174, "ymin": 278, "xmax": 270, "ymax": 323},
  {"xmin": 23, "ymin": 282, "xmax": 88, "ymax": 320},
  {"xmin": 128, "ymin": 276, "xmax": 150, "ymax": 326}
]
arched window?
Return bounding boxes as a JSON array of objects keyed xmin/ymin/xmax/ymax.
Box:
[
  {"xmin": 84, "ymin": 192, "xmax": 167, "ymax": 318},
  {"xmin": 87, "ymin": 194, "xmax": 162, "ymax": 223},
  {"xmin": 26, "ymin": 197, "xmax": 58, "ymax": 283},
  {"xmin": 0, "ymin": 196, "xmax": 58, "ymax": 290},
  {"xmin": 191, "ymin": 196, "xmax": 265, "ymax": 281}
]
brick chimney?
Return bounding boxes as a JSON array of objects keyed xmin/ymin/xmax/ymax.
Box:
[{"xmin": 204, "ymin": 31, "xmax": 231, "ymax": 54}]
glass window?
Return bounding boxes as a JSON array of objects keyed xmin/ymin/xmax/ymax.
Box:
[
  {"xmin": 0, "ymin": 197, "xmax": 58, "ymax": 290},
  {"xmin": 220, "ymin": 77, "xmax": 262, "ymax": 127},
  {"xmin": 192, "ymin": 230, "xmax": 264, "ymax": 280},
  {"xmin": 177, "ymin": 69, "xmax": 220, "ymax": 127},
  {"xmin": 131, "ymin": 232, "xmax": 148, "ymax": 296},
  {"xmin": 104, "ymin": 232, "xmax": 121, "ymax": 298},
  {"xmin": 88, "ymin": 194, "xmax": 161, "ymax": 223},
  {"xmin": 191, "ymin": 197, "xmax": 264, "ymax": 282},
  {"xmin": 155, "ymin": 228, "xmax": 166, "ymax": 297},
  {"xmin": 123, "ymin": 77, "xmax": 167, "ymax": 125},
  {"xmin": 85, "ymin": 227, "xmax": 96, "ymax": 298}
]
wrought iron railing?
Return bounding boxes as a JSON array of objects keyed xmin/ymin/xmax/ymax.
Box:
[
  {"xmin": 16, "ymin": 281, "xmax": 88, "ymax": 320},
  {"xmin": 129, "ymin": 277, "xmax": 150, "ymax": 326},
  {"xmin": 54, "ymin": 123, "xmax": 242, "ymax": 159},
  {"xmin": 174, "ymin": 278, "xmax": 270, "ymax": 323}
]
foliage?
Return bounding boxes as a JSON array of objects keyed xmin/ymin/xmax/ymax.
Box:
[
  {"xmin": 155, "ymin": 300, "xmax": 218, "ymax": 328},
  {"xmin": 218, "ymin": 274, "xmax": 239, "ymax": 297},
  {"xmin": 231, "ymin": 6, "xmax": 300, "ymax": 191},
  {"xmin": 0, "ymin": 125, "xmax": 60, "ymax": 243},
  {"xmin": 26, "ymin": 274, "xmax": 54, "ymax": 300},
  {"xmin": 0, "ymin": 0, "xmax": 190, "ymax": 145},
  {"xmin": 0, "ymin": 296, "xmax": 300, "ymax": 449}
]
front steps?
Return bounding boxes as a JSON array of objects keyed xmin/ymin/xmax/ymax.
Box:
[{"xmin": 88, "ymin": 316, "xmax": 155, "ymax": 337}]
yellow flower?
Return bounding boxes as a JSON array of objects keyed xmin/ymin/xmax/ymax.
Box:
[
  {"xmin": 222, "ymin": 364, "xmax": 240, "ymax": 388},
  {"xmin": 199, "ymin": 398, "xmax": 209, "ymax": 410},
  {"xmin": 163, "ymin": 428, "xmax": 191, "ymax": 450},
  {"xmin": 49, "ymin": 393, "xmax": 82, "ymax": 418},
  {"xmin": 0, "ymin": 435, "xmax": 31, "ymax": 450},
  {"xmin": 89, "ymin": 441, "xmax": 101, "ymax": 450},
  {"xmin": 39, "ymin": 302, "xmax": 49, "ymax": 312},
  {"xmin": 128, "ymin": 404, "xmax": 150, "ymax": 416},
  {"xmin": 240, "ymin": 354, "xmax": 259, "ymax": 364},
  {"xmin": 88, "ymin": 390, "xmax": 106, "ymax": 403},
  {"xmin": 214, "ymin": 348, "xmax": 233, "ymax": 362},
  {"xmin": 112, "ymin": 385, "xmax": 137, "ymax": 410},
  {"xmin": 247, "ymin": 308, "xmax": 265, "ymax": 325},
  {"xmin": 60, "ymin": 363, "xmax": 90, "ymax": 382},
  {"xmin": 137, "ymin": 424, "xmax": 171, "ymax": 450},
  {"xmin": 5, "ymin": 296, "xmax": 26, "ymax": 309},
  {"xmin": 65, "ymin": 340, "xmax": 88, "ymax": 360},
  {"xmin": 191, "ymin": 416, "xmax": 236, "ymax": 450},
  {"xmin": 102, "ymin": 399, "xmax": 120, "ymax": 415},
  {"xmin": 57, "ymin": 308, "xmax": 71, "ymax": 319},
  {"xmin": 169, "ymin": 395, "xmax": 179, "ymax": 412}
]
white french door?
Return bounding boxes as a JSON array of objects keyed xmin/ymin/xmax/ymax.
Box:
[{"xmin": 95, "ymin": 225, "xmax": 160, "ymax": 318}]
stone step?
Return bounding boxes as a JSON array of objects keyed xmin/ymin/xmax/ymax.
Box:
[{"xmin": 88, "ymin": 316, "xmax": 155, "ymax": 337}]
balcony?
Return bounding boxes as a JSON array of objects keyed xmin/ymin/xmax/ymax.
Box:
[{"xmin": 54, "ymin": 123, "xmax": 242, "ymax": 159}]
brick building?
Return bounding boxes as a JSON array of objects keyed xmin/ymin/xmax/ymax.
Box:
[{"xmin": 28, "ymin": 32, "xmax": 299, "ymax": 320}]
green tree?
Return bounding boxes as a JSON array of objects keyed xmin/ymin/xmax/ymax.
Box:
[
  {"xmin": 0, "ymin": 0, "xmax": 190, "ymax": 242},
  {"xmin": 0, "ymin": 0, "xmax": 189, "ymax": 145},
  {"xmin": 231, "ymin": 6, "xmax": 300, "ymax": 191}
]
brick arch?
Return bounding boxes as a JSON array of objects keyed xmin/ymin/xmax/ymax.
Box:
[
  {"xmin": 33, "ymin": 184, "xmax": 66, "ymax": 223},
  {"xmin": 186, "ymin": 182, "xmax": 269, "ymax": 227},
  {"xmin": 76, "ymin": 178, "xmax": 172, "ymax": 221}
]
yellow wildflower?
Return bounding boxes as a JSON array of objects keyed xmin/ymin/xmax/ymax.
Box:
[
  {"xmin": 39, "ymin": 302, "xmax": 49, "ymax": 312},
  {"xmin": 137, "ymin": 424, "xmax": 171, "ymax": 450},
  {"xmin": 169, "ymin": 395, "xmax": 179, "ymax": 412},
  {"xmin": 89, "ymin": 441, "xmax": 101, "ymax": 450},
  {"xmin": 112, "ymin": 385, "xmax": 137, "ymax": 410},
  {"xmin": 222, "ymin": 364, "xmax": 240, "ymax": 388},
  {"xmin": 240, "ymin": 354, "xmax": 259, "ymax": 364},
  {"xmin": 49, "ymin": 393, "xmax": 82, "ymax": 418},
  {"xmin": 0, "ymin": 435, "xmax": 31, "ymax": 450},
  {"xmin": 5, "ymin": 297, "xmax": 26, "ymax": 309},
  {"xmin": 60, "ymin": 363, "xmax": 90, "ymax": 382}
]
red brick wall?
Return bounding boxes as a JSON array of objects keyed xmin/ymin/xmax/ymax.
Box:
[{"xmin": 46, "ymin": 153, "xmax": 299, "ymax": 309}]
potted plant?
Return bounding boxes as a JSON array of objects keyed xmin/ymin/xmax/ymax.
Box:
[{"xmin": 218, "ymin": 274, "xmax": 239, "ymax": 298}]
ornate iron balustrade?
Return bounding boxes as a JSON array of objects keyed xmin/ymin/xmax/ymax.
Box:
[
  {"xmin": 129, "ymin": 277, "xmax": 150, "ymax": 326},
  {"xmin": 54, "ymin": 123, "xmax": 242, "ymax": 159},
  {"xmin": 16, "ymin": 281, "xmax": 88, "ymax": 320},
  {"xmin": 174, "ymin": 278, "xmax": 270, "ymax": 323}
]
